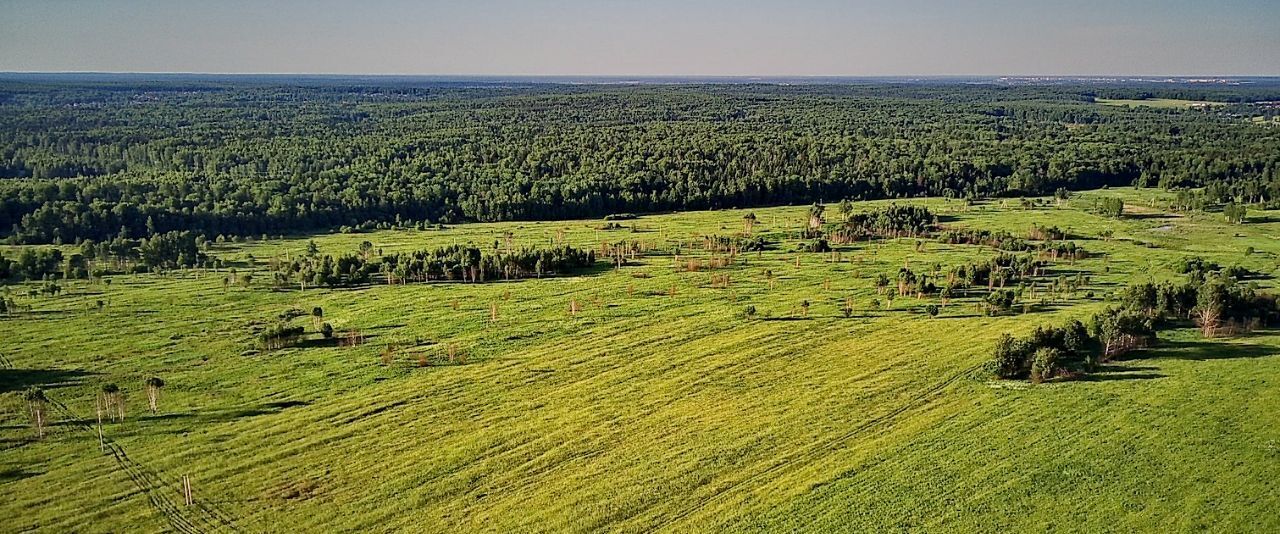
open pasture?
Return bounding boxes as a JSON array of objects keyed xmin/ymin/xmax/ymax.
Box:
[{"xmin": 2, "ymin": 192, "xmax": 1278, "ymax": 532}]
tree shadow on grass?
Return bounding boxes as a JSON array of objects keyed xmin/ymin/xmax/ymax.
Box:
[
  {"xmin": 1074, "ymin": 372, "xmax": 1166, "ymax": 382},
  {"xmin": 288, "ymin": 333, "xmax": 380, "ymax": 349},
  {"xmin": 0, "ymin": 467, "xmax": 42, "ymax": 483},
  {"xmin": 1120, "ymin": 338, "xmax": 1278, "ymax": 362},
  {"xmin": 1073, "ymin": 364, "xmax": 1167, "ymax": 382},
  {"xmin": 0, "ymin": 369, "xmax": 97, "ymax": 394},
  {"xmin": 1126, "ymin": 212, "xmax": 1179, "ymax": 221},
  {"xmin": 140, "ymin": 399, "xmax": 312, "ymax": 426}
]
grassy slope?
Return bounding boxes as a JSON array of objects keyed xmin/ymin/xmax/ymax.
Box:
[{"xmin": 1, "ymin": 191, "xmax": 1278, "ymax": 532}]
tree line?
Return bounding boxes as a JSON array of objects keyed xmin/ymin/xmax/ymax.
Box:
[
  {"xmin": 271, "ymin": 243, "xmax": 596, "ymax": 289},
  {"xmin": 0, "ymin": 230, "xmax": 208, "ymax": 284},
  {"xmin": 2, "ymin": 80, "xmax": 1279, "ymax": 244}
]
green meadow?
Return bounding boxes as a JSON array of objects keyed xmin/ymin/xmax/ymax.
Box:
[
  {"xmin": 2, "ymin": 190, "xmax": 1278, "ymax": 532},
  {"xmin": 1096, "ymin": 98, "xmax": 1227, "ymax": 109}
]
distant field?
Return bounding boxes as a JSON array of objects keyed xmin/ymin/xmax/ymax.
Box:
[
  {"xmin": 1096, "ymin": 98, "xmax": 1227, "ymax": 109},
  {"xmin": 2, "ymin": 190, "xmax": 1279, "ymax": 532}
]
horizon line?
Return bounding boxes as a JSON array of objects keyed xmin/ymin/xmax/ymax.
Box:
[{"xmin": 3, "ymin": 71, "xmax": 1279, "ymax": 79}]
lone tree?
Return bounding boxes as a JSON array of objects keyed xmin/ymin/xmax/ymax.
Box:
[
  {"xmin": 1223, "ymin": 202, "xmax": 1247, "ymax": 224},
  {"xmin": 1094, "ymin": 197, "xmax": 1124, "ymax": 218},
  {"xmin": 742, "ymin": 213, "xmax": 757, "ymax": 235},
  {"xmin": 311, "ymin": 306, "xmax": 324, "ymax": 331},
  {"xmin": 25, "ymin": 387, "xmax": 49, "ymax": 439},
  {"xmin": 805, "ymin": 203, "xmax": 826, "ymax": 237},
  {"xmin": 144, "ymin": 377, "xmax": 166, "ymax": 414},
  {"xmin": 1194, "ymin": 281, "xmax": 1225, "ymax": 338},
  {"xmin": 100, "ymin": 383, "xmax": 125, "ymax": 422}
]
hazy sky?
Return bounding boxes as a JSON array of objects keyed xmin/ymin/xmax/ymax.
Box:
[{"xmin": 2, "ymin": 0, "xmax": 1277, "ymax": 76}]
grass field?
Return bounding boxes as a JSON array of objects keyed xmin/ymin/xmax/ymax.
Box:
[
  {"xmin": 2, "ymin": 190, "xmax": 1278, "ymax": 532},
  {"xmin": 1096, "ymin": 98, "xmax": 1226, "ymax": 109}
]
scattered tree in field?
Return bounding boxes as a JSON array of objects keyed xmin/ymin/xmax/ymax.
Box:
[
  {"xmin": 381, "ymin": 345, "xmax": 397, "ymax": 366},
  {"xmin": 984, "ymin": 290, "xmax": 1016, "ymax": 316},
  {"xmin": 742, "ymin": 213, "xmax": 757, "ymax": 235},
  {"xmin": 875, "ymin": 273, "xmax": 890, "ymax": 294},
  {"xmin": 320, "ymin": 322, "xmax": 334, "ymax": 339},
  {"xmin": 743, "ymin": 305, "xmax": 757, "ymax": 319},
  {"xmin": 800, "ymin": 300, "xmax": 810, "ymax": 318},
  {"xmin": 1093, "ymin": 197, "xmax": 1124, "ymax": 218},
  {"xmin": 100, "ymin": 383, "xmax": 125, "ymax": 422},
  {"xmin": 144, "ymin": 377, "xmax": 165, "ymax": 414},
  {"xmin": 841, "ymin": 297, "xmax": 854, "ymax": 318},
  {"xmin": 804, "ymin": 203, "xmax": 826, "ymax": 238},
  {"xmin": 1194, "ymin": 280, "xmax": 1226, "ymax": 338},
  {"xmin": 25, "ymin": 387, "xmax": 48, "ymax": 438},
  {"xmin": 569, "ymin": 298, "xmax": 580, "ymax": 316},
  {"xmin": 339, "ymin": 329, "xmax": 366, "ymax": 347},
  {"xmin": 311, "ymin": 307, "xmax": 324, "ymax": 331},
  {"xmin": 924, "ymin": 303, "xmax": 940, "ymax": 318},
  {"xmin": 1223, "ymin": 202, "xmax": 1247, "ymax": 224},
  {"xmin": 837, "ymin": 199, "xmax": 854, "ymax": 222}
]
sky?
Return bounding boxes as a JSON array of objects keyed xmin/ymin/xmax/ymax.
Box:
[{"xmin": 1, "ymin": 0, "xmax": 1278, "ymax": 76}]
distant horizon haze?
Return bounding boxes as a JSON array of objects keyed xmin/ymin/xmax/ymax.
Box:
[{"xmin": 1, "ymin": 1, "xmax": 1278, "ymax": 76}]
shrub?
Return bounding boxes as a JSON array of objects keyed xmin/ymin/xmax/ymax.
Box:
[
  {"xmin": 798, "ymin": 239, "xmax": 831, "ymax": 253},
  {"xmin": 984, "ymin": 290, "xmax": 1016, "ymax": 316},
  {"xmin": 1030, "ymin": 347, "xmax": 1061, "ymax": 383},
  {"xmin": 260, "ymin": 323, "xmax": 306, "ymax": 350},
  {"xmin": 989, "ymin": 333, "xmax": 1031, "ymax": 379}
]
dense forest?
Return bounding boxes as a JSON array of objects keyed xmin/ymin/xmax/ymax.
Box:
[{"xmin": 2, "ymin": 76, "xmax": 1279, "ymax": 244}]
